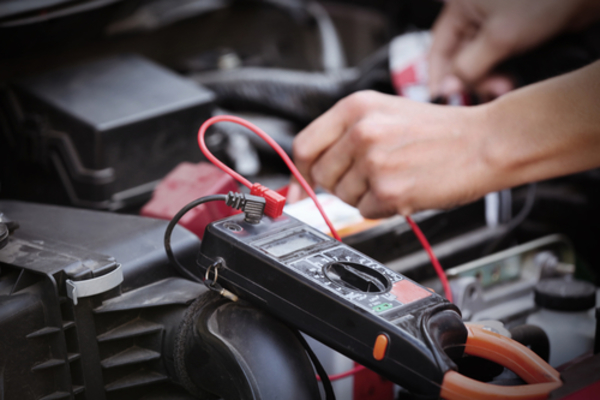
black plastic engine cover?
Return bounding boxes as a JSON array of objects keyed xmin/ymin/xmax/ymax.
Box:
[{"xmin": 7, "ymin": 54, "xmax": 215, "ymax": 210}]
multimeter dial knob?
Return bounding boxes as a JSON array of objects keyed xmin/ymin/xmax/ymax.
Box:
[{"xmin": 323, "ymin": 262, "xmax": 391, "ymax": 293}]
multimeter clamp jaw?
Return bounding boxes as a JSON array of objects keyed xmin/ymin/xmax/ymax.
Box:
[{"xmin": 197, "ymin": 214, "xmax": 467, "ymax": 398}]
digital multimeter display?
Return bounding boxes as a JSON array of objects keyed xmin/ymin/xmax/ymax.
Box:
[{"xmin": 260, "ymin": 230, "xmax": 324, "ymax": 257}]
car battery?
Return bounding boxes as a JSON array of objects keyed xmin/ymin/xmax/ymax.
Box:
[{"xmin": 8, "ymin": 54, "xmax": 216, "ymax": 210}]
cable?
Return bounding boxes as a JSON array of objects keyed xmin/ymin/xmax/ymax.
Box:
[
  {"xmin": 482, "ymin": 183, "xmax": 537, "ymax": 256},
  {"xmin": 317, "ymin": 365, "xmax": 366, "ymax": 381},
  {"xmin": 165, "ymin": 192, "xmax": 268, "ymax": 282},
  {"xmin": 198, "ymin": 115, "xmax": 342, "ymax": 241},
  {"xmin": 164, "ymin": 194, "xmax": 228, "ymax": 283},
  {"xmin": 306, "ymin": 1, "xmax": 346, "ymax": 72},
  {"xmin": 293, "ymin": 330, "xmax": 336, "ymax": 400},
  {"xmin": 405, "ymin": 216, "xmax": 453, "ymax": 303}
]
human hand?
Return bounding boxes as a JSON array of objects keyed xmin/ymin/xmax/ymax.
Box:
[
  {"xmin": 292, "ymin": 90, "xmax": 494, "ymax": 218},
  {"xmin": 429, "ymin": 0, "xmax": 600, "ymax": 97}
]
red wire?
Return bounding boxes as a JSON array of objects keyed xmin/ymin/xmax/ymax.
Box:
[
  {"xmin": 316, "ymin": 365, "xmax": 366, "ymax": 381},
  {"xmin": 198, "ymin": 115, "xmax": 342, "ymax": 241},
  {"xmin": 198, "ymin": 116, "xmax": 253, "ymax": 189},
  {"xmin": 405, "ymin": 216, "xmax": 453, "ymax": 303}
]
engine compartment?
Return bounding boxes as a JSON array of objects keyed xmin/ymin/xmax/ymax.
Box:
[{"xmin": 1, "ymin": 1, "xmax": 600, "ymax": 399}]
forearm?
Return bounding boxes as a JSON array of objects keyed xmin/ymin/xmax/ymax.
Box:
[{"xmin": 481, "ymin": 60, "xmax": 600, "ymax": 191}]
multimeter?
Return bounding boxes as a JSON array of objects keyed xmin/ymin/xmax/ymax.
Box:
[{"xmin": 197, "ymin": 213, "xmax": 467, "ymax": 398}]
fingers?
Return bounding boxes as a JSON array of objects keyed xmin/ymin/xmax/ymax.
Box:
[
  {"xmin": 439, "ymin": 75, "xmax": 466, "ymax": 98},
  {"xmin": 429, "ymin": 1, "xmax": 521, "ymax": 95},
  {"xmin": 309, "ymin": 127, "xmax": 357, "ymax": 192},
  {"xmin": 333, "ymin": 164, "xmax": 369, "ymax": 207},
  {"xmin": 293, "ymin": 96, "xmax": 359, "ymax": 187},
  {"xmin": 474, "ymin": 74, "xmax": 515, "ymax": 102},
  {"xmin": 356, "ymin": 190, "xmax": 399, "ymax": 220},
  {"xmin": 293, "ymin": 91, "xmax": 382, "ymax": 188},
  {"xmin": 453, "ymin": 21, "xmax": 518, "ymax": 85},
  {"xmin": 429, "ymin": 2, "xmax": 471, "ymax": 96}
]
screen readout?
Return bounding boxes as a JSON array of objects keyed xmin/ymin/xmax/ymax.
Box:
[{"xmin": 261, "ymin": 231, "xmax": 323, "ymax": 257}]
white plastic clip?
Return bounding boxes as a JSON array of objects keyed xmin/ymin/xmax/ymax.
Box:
[{"xmin": 66, "ymin": 264, "xmax": 123, "ymax": 305}]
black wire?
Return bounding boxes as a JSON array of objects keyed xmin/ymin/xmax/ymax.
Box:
[
  {"xmin": 164, "ymin": 194, "xmax": 228, "ymax": 282},
  {"xmin": 482, "ymin": 183, "xmax": 537, "ymax": 256},
  {"xmin": 292, "ymin": 330, "xmax": 336, "ymax": 400}
]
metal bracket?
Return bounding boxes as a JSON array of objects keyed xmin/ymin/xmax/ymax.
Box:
[{"xmin": 66, "ymin": 264, "xmax": 123, "ymax": 305}]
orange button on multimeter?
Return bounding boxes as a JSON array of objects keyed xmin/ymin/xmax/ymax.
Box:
[{"xmin": 373, "ymin": 334, "xmax": 389, "ymax": 360}]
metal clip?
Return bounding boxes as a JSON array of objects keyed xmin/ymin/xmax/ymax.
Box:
[
  {"xmin": 66, "ymin": 264, "xmax": 123, "ymax": 305},
  {"xmin": 204, "ymin": 259, "xmax": 238, "ymax": 302}
]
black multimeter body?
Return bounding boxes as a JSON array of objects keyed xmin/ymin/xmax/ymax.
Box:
[{"xmin": 198, "ymin": 213, "xmax": 467, "ymax": 398}]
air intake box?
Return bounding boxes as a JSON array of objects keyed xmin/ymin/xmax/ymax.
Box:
[{"xmin": 10, "ymin": 54, "xmax": 215, "ymax": 210}]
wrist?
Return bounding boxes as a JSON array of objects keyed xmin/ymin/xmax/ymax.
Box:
[{"xmin": 471, "ymin": 99, "xmax": 525, "ymax": 193}]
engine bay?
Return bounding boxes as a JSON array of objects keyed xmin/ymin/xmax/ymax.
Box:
[{"xmin": 1, "ymin": 1, "xmax": 600, "ymax": 399}]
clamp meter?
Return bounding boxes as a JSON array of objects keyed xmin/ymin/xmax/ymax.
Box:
[{"xmin": 198, "ymin": 213, "xmax": 467, "ymax": 398}]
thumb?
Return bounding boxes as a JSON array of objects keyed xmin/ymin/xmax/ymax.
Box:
[{"xmin": 452, "ymin": 23, "xmax": 517, "ymax": 85}]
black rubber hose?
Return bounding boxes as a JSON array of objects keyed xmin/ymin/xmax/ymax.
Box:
[
  {"xmin": 173, "ymin": 293, "xmax": 323, "ymax": 400},
  {"xmin": 509, "ymin": 324, "xmax": 550, "ymax": 362},
  {"xmin": 192, "ymin": 67, "xmax": 356, "ymax": 123}
]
